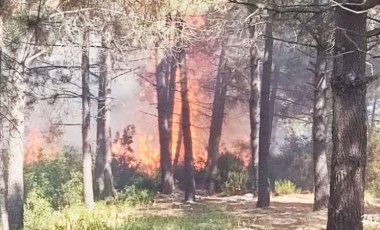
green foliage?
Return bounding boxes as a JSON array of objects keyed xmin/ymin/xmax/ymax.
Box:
[
  {"xmin": 24, "ymin": 189, "xmax": 54, "ymax": 230},
  {"xmin": 25, "ymin": 146, "xmax": 83, "ymax": 208},
  {"xmin": 217, "ymin": 153, "xmax": 247, "ymax": 195},
  {"xmin": 222, "ymin": 171, "xmax": 248, "ymax": 196},
  {"xmin": 274, "ymin": 179, "xmax": 301, "ymax": 195},
  {"xmin": 112, "ymin": 156, "xmax": 160, "ymax": 192},
  {"xmin": 110, "ymin": 185, "xmax": 156, "ymax": 206},
  {"xmin": 25, "ymin": 201, "xmax": 236, "ymax": 230},
  {"xmin": 367, "ymin": 132, "xmax": 380, "ymax": 197}
]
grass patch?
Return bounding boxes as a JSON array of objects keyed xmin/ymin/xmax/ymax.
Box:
[
  {"xmin": 25, "ymin": 201, "xmax": 237, "ymax": 230},
  {"xmin": 274, "ymin": 179, "xmax": 301, "ymax": 195}
]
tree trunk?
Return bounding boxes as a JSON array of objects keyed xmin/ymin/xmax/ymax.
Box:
[
  {"xmin": 95, "ymin": 52, "xmax": 106, "ymax": 199},
  {"xmin": 256, "ymin": 13, "xmax": 274, "ymax": 208},
  {"xmin": 82, "ymin": 28, "xmax": 94, "ymax": 209},
  {"xmin": 313, "ymin": 44, "xmax": 330, "ymax": 211},
  {"xmin": 173, "ymin": 116, "xmax": 182, "ymax": 167},
  {"xmin": 0, "ymin": 49, "xmax": 9, "ymax": 230},
  {"xmin": 370, "ymin": 96, "xmax": 377, "ymax": 134},
  {"xmin": 7, "ymin": 77, "xmax": 25, "ymax": 230},
  {"xmin": 327, "ymin": 4, "xmax": 367, "ymax": 230},
  {"xmin": 248, "ymin": 16, "xmax": 260, "ymax": 198},
  {"xmin": 156, "ymin": 56, "xmax": 175, "ymax": 194},
  {"xmin": 179, "ymin": 50, "xmax": 196, "ymax": 202},
  {"xmin": 206, "ymin": 44, "xmax": 229, "ymax": 193},
  {"xmin": 95, "ymin": 34, "xmax": 115, "ymax": 199}
]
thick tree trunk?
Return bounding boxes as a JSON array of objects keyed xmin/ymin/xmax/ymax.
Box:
[
  {"xmin": 95, "ymin": 34, "xmax": 115, "ymax": 199},
  {"xmin": 313, "ymin": 45, "xmax": 330, "ymax": 211},
  {"xmin": 179, "ymin": 50, "xmax": 196, "ymax": 202},
  {"xmin": 156, "ymin": 56, "xmax": 175, "ymax": 194},
  {"xmin": 82, "ymin": 28, "xmax": 94, "ymax": 209},
  {"xmin": 248, "ymin": 17, "xmax": 260, "ymax": 198},
  {"xmin": 327, "ymin": 5, "xmax": 367, "ymax": 230},
  {"xmin": 206, "ymin": 44, "xmax": 229, "ymax": 193},
  {"xmin": 256, "ymin": 14, "xmax": 273, "ymax": 208}
]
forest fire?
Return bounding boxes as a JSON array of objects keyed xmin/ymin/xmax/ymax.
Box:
[{"xmin": 25, "ymin": 127, "xmax": 59, "ymax": 165}]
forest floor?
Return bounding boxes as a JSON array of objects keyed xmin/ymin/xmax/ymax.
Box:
[{"xmin": 134, "ymin": 190, "xmax": 380, "ymax": 230}]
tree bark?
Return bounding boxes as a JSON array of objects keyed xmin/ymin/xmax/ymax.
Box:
[
  {"xmin": 206, "ymin": 43, "xmax": 229, "ymax": 193},
  {"xmin": 82, "ymin": 28, "xmax": 94, "ymax": 209},
  {"xmin": 173, "ymin": 116, "xmax": 182, "ymax": 167},
  {"xmin": 256, "ymin": 13, "xmax": 274, "ymax": 208},
  {"xmin": 0, "ymin": 48, "xmax": 9, "ymax": 230},
  {"xmin": 156, "ymin": 55, "xmax": 175, "ymax": 194},
  {"xmin": 313, "ymin": 45, "xmax": 330, "ymax": 211},
  {"xmin": 179, "ymin": 50, "xmax": 196, "ymax": 202},
  {"xmin": 327, "ymin": 4, "xmax": 367, "ymax": 230},
  {"xmin": 370, "ymin": 96, "xmax": 377, "ymax": 134},
  {"xmin": 248, "ymin": 15, "xmax": 260, "ymax": 198},
  {"xmin": 95, "ymin": 33, "xmax": 115, "ymax": 199}
]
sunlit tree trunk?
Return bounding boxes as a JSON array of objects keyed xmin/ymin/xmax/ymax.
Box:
[
  {"xmin": 312, "ymin": 0, "xmax": 330, "ymax": 212},
  {"xmin": 0, "ymin": 46, "xmax": 9, "ymax": 230},
  {"xmin": 179, "ymin": 50, "xmax": 195, "ymax": 202},
  {"xmin": 313, "ymin": 45, "xmax": 330, "ymax": 211},
  {"xmin": 95, "ymin": 33, "xmax": 115, "ymax": 199},
  {"xmin": 206, "ymin": 44, "xmax": 230, "ymax": 193},
  {"xmin": 257, "ymin": 13, "xmax": 273, "ymax": 208},
  {"xmin": 82, "ymin": 27, "xmax": 94, "ymax": 209},
  {"xmin": 327, "ymin": 4, "xmax": 367, "ymax": 230},
  {"xmin": 248, "ymin": 16, "xmax": 260, "ymax": 198}
]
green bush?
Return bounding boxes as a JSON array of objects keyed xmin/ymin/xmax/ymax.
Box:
[
  {"xmin": 25, "ymin": 146, "xmax": 83, "ymax": 208},
  {"xmin": 222, "ymin": 171, "xmax": 248, "ymax": 196},
  {"xmin": 367, "ymin": 132, "xmax": 380, "ymax": 197},
  {"xmin": 274, "ymin": 179, "xmax": 301, "ymax": 195},
  {"xmin": 112, "ymin": 156, "xmax": 160, "ymax": 192},
  {"xmin": 111, "ymin": 185, "xmax": 156, "ymax": 206},
  {"xmin": 24, "ymin": 189, "xmax": 54, "ymax": 230}
]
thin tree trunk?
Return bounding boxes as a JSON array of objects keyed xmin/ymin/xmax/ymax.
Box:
[
  {"xmin": 102, "ymin": 41, "xmax": 115, "ymax": 198},
  {"xmin": 206, "ymin": 43, "xmax": 229, "ymax": 193},
  {"xmin": 248, "ymin": 16, "xmax": 260, "ymax": 198},
  {"xmin": 370, "ymin": 96, "xmax": 377, "ymax": 134},
  {"xmin": 313, "ymin": 44, "xmax": 330, "ymax": 211},
  {"xmin": 327, "ymin": 5, "xmax": 367, "ymax": 230},
  {"xmin": 95, "ymin": 33, "xmax": 115, "ymax": 199},
  {"xmin": 95, "ymin": 53, "xmax": 106, "ymax": 199},
  {"xmin": 256, "ymin": 13, "xmax": 274, "ymax": 208},
  {"xmin": 179, "ymin": 50, "xmax": 195, "ymax": 202},
  {"xmin": 173, "ymin": 116, "xmax": 182, "ymax": 167},
  {"xmin": 82, "ymin": 28, "xmax": 94, "ymax": 209}
]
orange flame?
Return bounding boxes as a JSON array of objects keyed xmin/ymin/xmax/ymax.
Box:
[{"xmin": 25, "ymin": 127, "xmax": 60, "ymax": 165}]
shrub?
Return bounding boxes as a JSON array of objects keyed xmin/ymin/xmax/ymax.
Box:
[
  {"xmin": 367, "ymin": 132, "xmax": 380, "ymax": 197},
  {"xmin": 25, "ymin": 146, "xmax": 83, "ymax": 208},
  {"xmin": 274, "ymin": 179, "xmax": 301, "ymax": 195},
  {"xmin": 112, "ymin": 156, "xmax": 160, "ymax": 192},
  {"xmin": 24, "ymin": 189, "xmax": 54, "ymax": 230},
  {"xmin": 222, "ymin": 171, "xmax": 248, "ymax": 196},
  {"xmin": 112, "ymin": 185, "xmax": 156, "ymax": 206}
]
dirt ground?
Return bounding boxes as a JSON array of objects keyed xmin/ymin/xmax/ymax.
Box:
[{"xmin": 138, "ymin": 191, "xmax": 380, "ymax": 230}]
